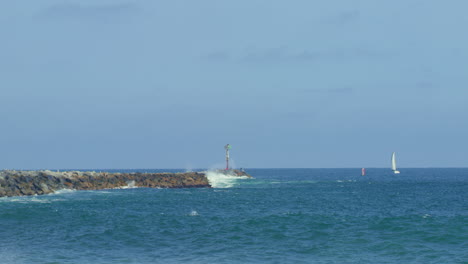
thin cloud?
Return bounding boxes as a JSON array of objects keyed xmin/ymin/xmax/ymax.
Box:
[
  {"xmin": 238, "ymin": 47, "xmax": 392, "ymax": 64},
  {"xmin": 202, "ymin": 51, "xmax": 230, "ymax": 62},
  {"xmin": 242, "ymin": 46, "xmax": 289, "ymax": 63},
  {"xmin": 415, "ymin": 81, "xmax": 438, "ymax": 90},
  {"xmin": 282, "ymin": 111, "xmax": 316, "ymax": 119},
  {"xmin": 329, "ymin": 87, "xmax": 354, "ymax": 94},
  {"xmin": 324, "ymin": 10, "xmax": 360, "ymax": 26},
  {"xmin": 294, "ymin": 51, "xmax": 320, "ymax": 61},
  {"xmin": 299, "ymin": 87, "xmax": 355, "ymax": 94},
  {"xmin": 39, "ymin": 2, "xmax": 139, "ymax": 21}
]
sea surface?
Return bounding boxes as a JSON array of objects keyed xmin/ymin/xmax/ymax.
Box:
[{"xmin": 0, "ymin": 168, "xmax": 467, "ymax": 264}]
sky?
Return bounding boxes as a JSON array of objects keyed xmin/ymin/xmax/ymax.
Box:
[{"xmin": 1, "ymin": 0, "xmax": 468, "ymax": 169}]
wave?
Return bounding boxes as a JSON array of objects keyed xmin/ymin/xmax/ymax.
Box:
[
  {"xmin": 0, "ymin": 196, "xmax": 65, "ymax": 204},
  {"xmin": 117, "ymin": 180, "xmax": 139, "ymax": 189},
  {"xmin": 50, "ymin": 189, "xmax": 76, "ymax": 195},
  {"xmin": 205, "ymin": 171, "xmax": 249, "ymax": 188}
]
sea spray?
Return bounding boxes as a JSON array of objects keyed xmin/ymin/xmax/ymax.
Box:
[
  {"xmin": 51, "ymin": 189, "xmax": 76, "ymax": 195},
  {"xmin": 119, "ymin": 180, "xmax": 137, "ymax": 189},
  {"xmin": 205, "ymin": 170, "xmax": 249, "ymax": 188}
]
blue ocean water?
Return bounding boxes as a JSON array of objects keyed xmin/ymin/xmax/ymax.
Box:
[{"xmin": 0, "ymin": 168, "xmax": 467, "ymax": 264}]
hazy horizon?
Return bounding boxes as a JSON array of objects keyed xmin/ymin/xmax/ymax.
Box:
[{"xmin": 3, "ymin": 167, "xmax": 468, "ymax": 171}]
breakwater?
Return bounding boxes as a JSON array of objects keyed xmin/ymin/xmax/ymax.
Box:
[{"xmin": 0, "ymin": 169, "xmax": 251, "ymax": 197}]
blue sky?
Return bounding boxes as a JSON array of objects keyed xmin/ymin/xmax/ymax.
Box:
[{"xmin": 1, "ymin": 0, "xmax": 467, "ymax": 169}]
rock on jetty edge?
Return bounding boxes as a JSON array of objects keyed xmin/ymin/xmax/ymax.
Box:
[{"xmin": 0, "ymin": 169, "xmax": 251, "ymax": 197}]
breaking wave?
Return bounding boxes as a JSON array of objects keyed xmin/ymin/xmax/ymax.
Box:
[
  {"xmin": 205, "ymin": 171, "xmax": 249, "ymax": 188},
  {"xmin": 51, "ymin": 189, "xmax": 76, "ymax": 195},
  {"xmin": 118, "ymin": 180, "xmax": 138, "ymax": 189}
]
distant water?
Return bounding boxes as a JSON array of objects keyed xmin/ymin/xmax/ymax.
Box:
[{"xmin": 1, "ymin": 168, "xmax": 467, "ymax": 264}]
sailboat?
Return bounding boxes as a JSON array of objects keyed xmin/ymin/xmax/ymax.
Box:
[{"xmin": 391, "ymin": 152, "xmax": 400, "ymax": 174}]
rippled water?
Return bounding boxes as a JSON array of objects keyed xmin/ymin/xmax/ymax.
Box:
[{"xmin": 0, "ymin": 168, "xmax": 466, "ymax": 263}]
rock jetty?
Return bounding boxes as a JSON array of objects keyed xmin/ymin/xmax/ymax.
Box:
[{"xmin": 0, "ymin": 169, "xmax": 251, "ymax": 197}]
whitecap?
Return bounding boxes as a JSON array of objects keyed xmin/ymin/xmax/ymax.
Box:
[
  {"xmin": 1, "ymin": 196, "xmax": 60, "ymax": 204},
  {"xmin": 189, "ymin": 210, "xmax": 199, "ymax": 216}
]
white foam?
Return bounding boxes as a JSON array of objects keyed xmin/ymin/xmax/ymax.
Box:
[
  {"xmin": 50, "ymin": 189, "xmax": 76, "ymax": 195},
  {"xmin": 92, "ymin": 191, "xmax": 112, "ymax": 194},
  {"xmin": 205, "ymin": 170, "xmax": 249, "ymax": 188},
  {"xmin": 119, "ymin": 180, "xmax": 137, "ymax": 189},
  {"xmin": 0, "ymin": 196, "xmax": 64, "ymax": 204},
  {"xmin": 189, "ymin": 210, "xmax": 199, "ymax": 216},
  {"xmin": 9, "ymin": 197, "xmax": 50, "ymax": 203}
]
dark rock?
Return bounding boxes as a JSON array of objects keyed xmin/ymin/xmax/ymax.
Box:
[{"xmin": 0, "ymin": 170, "xmax": 213, "ymax": 197}]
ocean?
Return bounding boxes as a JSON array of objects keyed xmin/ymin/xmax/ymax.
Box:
[{"xmin": 0, "ymin": 168, "xmax": 466, "ymax": 263}]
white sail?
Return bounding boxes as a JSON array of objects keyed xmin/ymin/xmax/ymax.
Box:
[{"xmin": 391, "ymin": 152, "xmax": 400, "ymax": 173}]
